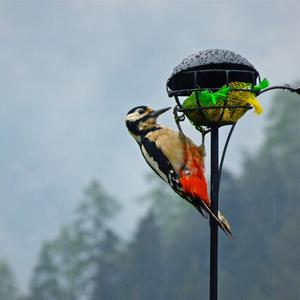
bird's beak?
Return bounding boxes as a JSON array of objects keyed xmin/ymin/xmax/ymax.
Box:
[{"xmin": 149, "ymin": 107, "xmax": 171, "ymax": 118}]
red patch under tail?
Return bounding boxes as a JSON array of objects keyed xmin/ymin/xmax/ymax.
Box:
[{"xmin": 179, "ymin": 141, "xmax": 210, "ymax": 206}]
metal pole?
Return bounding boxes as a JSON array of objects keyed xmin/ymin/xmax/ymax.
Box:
[{"xmin": 210, "ymin": 125, "xmax": 219, "ymax": 300}]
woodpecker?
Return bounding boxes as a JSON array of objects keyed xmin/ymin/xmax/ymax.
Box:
[{"xmin": 125, "ymin": 105, "xmax": 231, "ymax": 236}]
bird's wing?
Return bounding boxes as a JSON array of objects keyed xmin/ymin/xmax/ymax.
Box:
[
  {"xmin": 145, "ymin": 127, "xmax": 186, "ymax": 172},
  {"xmin": 140, "ymin": 135, "xmax": 182, "ymax": 193},
  {"xmin": 149, "ymin": 127, "xmax": 209, "ymax": 206}
]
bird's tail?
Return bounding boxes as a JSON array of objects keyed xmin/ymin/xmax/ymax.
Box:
[
  {"xmin": 195, "ymin": 202, "xmax": 232, "ymax": 237},
  {"xmin": 217, "ymin": 210, "xmax": 232, "ymax": 237},
  {"xmin": 179, "ymin": 140, "xmax": 231, "ymax": 236},
  {"xmin": 179, "ymin": 166, "xmax": 232, "ymax": 236}
]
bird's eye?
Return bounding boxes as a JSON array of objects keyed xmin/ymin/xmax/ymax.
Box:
[{"xmin": 137, "ymin": 109, "xmax": 145, "ymax": 114}]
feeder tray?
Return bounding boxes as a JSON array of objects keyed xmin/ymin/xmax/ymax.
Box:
[{"xmin": 166, "ymin": 49, "xmax": 261, "ymax": 127}]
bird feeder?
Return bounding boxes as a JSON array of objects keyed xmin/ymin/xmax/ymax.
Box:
[
  {"xmin": 167, "ymin": 49, "xmax": 263, "ymax": 127},
  {"xmin": 166, "ymin": 49, "xmax": 300, "ymax": 300}
]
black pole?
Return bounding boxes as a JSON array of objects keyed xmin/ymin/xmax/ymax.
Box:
[{"xmin": 210, "ymin": 125, "xmax": 219, "ymax": 300}]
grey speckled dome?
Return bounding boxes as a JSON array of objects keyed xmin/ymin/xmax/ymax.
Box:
[
  {"xmin": 171, "ymin": 49, "xmax": 257, "ymax": 75},
  {"xmin": 167, "ymin": 49, "xmax": 259, "ymax": 96}
]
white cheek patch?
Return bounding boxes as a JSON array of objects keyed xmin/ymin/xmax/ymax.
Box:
[
  {"xmin": 141, "ymin": 145, "xmax": 168, "ymax": 183},
  {"xmin": 126, "ymin": 111, "xmax": 148, "ymax": 122},
  {"xmin": 126, "ymin": 112, "xmax": 140, "ymax": 122}
]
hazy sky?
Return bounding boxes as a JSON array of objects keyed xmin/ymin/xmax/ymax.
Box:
[{"xmin": 0, "ymin": 0, "xmax": 299, "ymax": 291}]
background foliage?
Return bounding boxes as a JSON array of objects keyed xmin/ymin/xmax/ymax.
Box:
[{"xmin": 1, "ymin": 91, "xmax": 300, "ymax": 299}]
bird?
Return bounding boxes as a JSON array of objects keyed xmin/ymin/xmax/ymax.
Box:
[{"xmin": 125, "ymin": 105, "xmax": 231, "ymax": 236}]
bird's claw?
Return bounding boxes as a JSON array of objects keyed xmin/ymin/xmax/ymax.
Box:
[{"xmin": 173, "ymin": 106, "xmax": 185, "ymax": 135}]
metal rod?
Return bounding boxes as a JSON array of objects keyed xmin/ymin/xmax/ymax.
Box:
[
  {"xmin": 178, "ymin": 104, "xmax": 252, "ymax": 112},
  {"xmin": 168, "ymin": 86, "xmax": 257, "ymax": 96},
  {"xmin": 257, "ymin": 85, "xmax": 300, "ymax": 95},
  {"xmin": 218, "ymin": 123, "xmax": 236, "ymax": 191},
  {"xmin": 174, "ymin": 94, "xmax": 182, "ymax": 108},
  {"xmin": 210, "ymin": 125, "xmax": 219, "ymax": 300}
]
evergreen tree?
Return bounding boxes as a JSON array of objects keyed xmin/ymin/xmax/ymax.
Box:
[
  {"xmin": 29, "ymin": 242, "xmax": 65, "ymax": 300},
  {"xmin": 219, "ymin": 89, "xmax": 300, "ymax": 299},
  {"xmin": 28, "ymin": 88, "xmax": 300, "ymax": 300},
  {"xmin": 28, "ymin": 181, "xmax": 121, "ymax": 300},
  {"xmin": 90, "ymin": 229, "xmax": 121, "ymax": 300},
  {"xmin": 125, "ymin": 210, "xmax": 164, "ymax": 300},
  {"xmin": 142, "ymin": 174, "xmax": 191, "ymax": 244},
  {"xmin": 0, "ymin": 260, "xmax": 21, "ymax": 300},
  {"xmin": 75, "ymin": 181, "xmax": 122, "ymax": 300}
]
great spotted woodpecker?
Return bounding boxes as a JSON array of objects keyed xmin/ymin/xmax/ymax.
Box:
[{"xmin": 125, "ymin": 105, "xmax": 231, "ymax": 236}]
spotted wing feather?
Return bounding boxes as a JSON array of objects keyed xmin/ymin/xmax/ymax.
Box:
[{"xmin": 140, "ymin": 136, "xmax": 183, "ymax": 195}]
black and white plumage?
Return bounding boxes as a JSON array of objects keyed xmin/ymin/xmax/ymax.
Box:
[
  {"xmin": 125, "ymin": 105, "xmax": 231, "ymax": 236},
  {"xmin": 125, "ymin": 106, "xmax": 181, "ymax": 193}
]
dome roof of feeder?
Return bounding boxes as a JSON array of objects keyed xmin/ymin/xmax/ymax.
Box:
[
  {"xmin": 171, "ymin": 49, "xmax": 258, "ymax": 75},
  {"xmin": 167, "ymin": 49, "xmax": 260, "ymax": 96}
]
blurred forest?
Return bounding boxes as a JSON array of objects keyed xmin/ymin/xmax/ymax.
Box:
[{"xmin": 1, "ymin": 90, "xmax": 300, "ymax": 299}]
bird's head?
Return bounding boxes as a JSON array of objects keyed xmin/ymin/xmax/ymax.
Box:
[{"xmin": 125, "ymin": 105, "xmax": 171, "ymax": 142}]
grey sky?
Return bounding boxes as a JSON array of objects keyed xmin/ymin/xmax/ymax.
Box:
[{"xmin": 0, "ymin": 0, "xmax": 299, "ymax": 291}]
